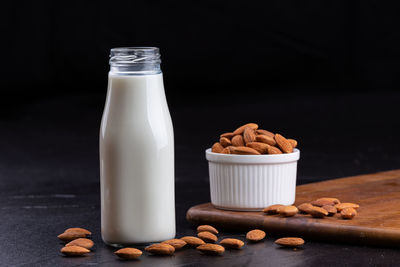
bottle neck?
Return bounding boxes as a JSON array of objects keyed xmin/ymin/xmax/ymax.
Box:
[{"xmin": 109, "ymin": 47, "xmax": 161, "ymax": 75}]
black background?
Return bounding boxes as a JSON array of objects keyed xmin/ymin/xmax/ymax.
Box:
[
  {"xmin": 3, "ymin": 1, "xmax": 400, "ymax": 100},
  {"xmin": 2, "ymin": 1, "xmax": 400, "ymax": 266}
]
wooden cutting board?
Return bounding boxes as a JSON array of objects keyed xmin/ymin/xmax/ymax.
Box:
[{"xmin": 186, "ymin": 170, "xmax": 400, "ymax": 247}]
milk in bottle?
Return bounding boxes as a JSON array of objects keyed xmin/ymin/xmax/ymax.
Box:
[{"xmin": 100, "ymin": 47, "xmax": 175, "ymax": 246}]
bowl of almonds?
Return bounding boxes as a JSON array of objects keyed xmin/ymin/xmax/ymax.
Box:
[{"xmin": 206, "ymin": 123, "xmax": 300, "ymax": 211}]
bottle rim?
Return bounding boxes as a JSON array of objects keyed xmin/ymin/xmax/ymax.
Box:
[
  {"xmin": 110, "ymin": 47, "xmax": 161, "ymax": 66},
  {"xmin": 111, "ymin": 47, "xmax": 159, "ymax": 53}
]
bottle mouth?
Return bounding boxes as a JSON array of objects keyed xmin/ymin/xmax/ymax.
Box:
[{"xmin": 109, "ymin": 47, "xmax": 161, "ymax": 66}]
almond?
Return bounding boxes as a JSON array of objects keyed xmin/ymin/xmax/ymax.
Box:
[
  {"xmin": 233, "ymin": 123, "xmax": 258, "ymax": 135},
  {"xmin": 196, "ymin": 244, "xmax": 225, "ymax": 255},
  {"xmin": 256, "ymin": 135, "xmax": 276, "ymax": 146},
  {"xmin": 322, "ymin": 205, "xmax": 337, "ymax": 216},
  {"xmin": 198, "ymin": 231, "xmax": 218, "ymax": 243},
  {"xmin": 256, "ymin": 129, "xmax": 274, "ymax": 138},
  {"xmin": 211, "ymin": 142, "xmax": 224, "ymax": 153},
  {"xmin": 308, "ymin": 206, "xmax": 328, "ymax": 218},
  {"xmin": 275, "ymin": 237, "xmax": 304, "ymax": 248},
  {"xmin": 219, "ymin": 137, "xmax": 232, "ymax": 147},
  {"xmin": 221, "ymin": 147, "xmax": 231, "ymax": 154},
  {"xmin": 243, "ymin": 127, "xmax": 256, "ymax": 144},
  {"xmin": 65, "ymin": 228, "xmax": 91, "ymax": 236},
  {"xmin": 219, "ymin": 238, "xmax": 244, "ymax": 249},
  {"xmin": 114, "ymin": 247, "xmax": 142, "ymax": 259},
  {"xmin": 311, "ymin": 199, "xmax": 335, "ymax": 207},
  {"xmin": 246, "ymin": 229, "xmax": 266, "ymax": 242},
  {"xmin": 274, "ymin": 134, "xmax": 293, "ymax": 153},
  {"xmin": 335, "ymin": 203, "xmax": 359, "ymax": 212},
  {"xmin": 180, "ymin": 236, "xmax": 205, "ymax": 247},
  {"xmin": 246, "ymin": 142, "xmax": 269, "ymax": 154},
  {"xmin": 321, "ymin": 197, "xmax": 341, "ymax": 204},
  {"xmin": 65, "ymin": 238, "xmax": 94, "ymax": 249},
  {"xmin": 220, "ymin": 132, "xmax": 234, "ymax": 139},
  {"xmin": 278, "ymin": 205, "xmax": 298, "ymax": 217},
  {"xmin": 61, "ymin": 245, "xmax": 90, "ymax": 256},
  {"xmin": 266, "ymin": 145, "xmax": 282, "ymax": 154},
  {"xmin": 263, "ymin": 204, "xmax": 285, "ymax": 215},
  {"xmin": 231, "ymin": 135, "xmax": 245, "ymax": 146},
  {"xmin": 230, "ymin": 146, "xmax": 261, "ymax": 155},
  {"xmin": 341, "ymin": 207, "xmax": 357, "ymax": 219},
  {"xmin": 197, "ymin": 225, "xmax": 219, "ymax": 235},
  {"xmin": 311, "ymin": 197, "xmax": 340, "ymax": 207},
  {"xmin": 288, "ymin": 139, "xmax": 298, "ymax": 148},
  {"xmin": 297, "ymin": 203, "xmax": 313, "ymax": 214},
  {"xmin": 58, "ymin": 231, "xmax": 87, "ymax": 242},
  {"xmin": 145, "ymin": 243, "xmax": 175, "ymax": 255},
  {"xmin": 161, "ymin": 239, "xmax": 187, "ymax": 249}
]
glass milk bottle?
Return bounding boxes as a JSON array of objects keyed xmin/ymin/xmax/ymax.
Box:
[{"xmin": 100, "ymin": 47, "xmax": 175, "ymax": 246}]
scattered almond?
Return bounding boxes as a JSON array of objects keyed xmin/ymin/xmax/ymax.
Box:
[
  {"xmin": 219, "ymin": 238, "xmax": 244, "ymax": 249},
  {"xmin": 161, "ymin": 239, "xmax": 187, "ymax": 249},
  {"xmin": 246, "ymin": 142, "xmax": 269, "ymax": 154},
  {"xmin": 65, "ymin": 228, "xmax": 91, "ymax": 236},
  {"xmin": 341, "ymin": 207, "xmax": 357, "ymax": 219},
  {"xmin": 197, "ymin": 225, "xmax": 219, "ymax": 235},
  {"xmin": 246, "ymin": 229, "xmax": 266, "ymax": 242},
  {"xmin": 211, "ymin": 142, "xmax": 224, "ymax": 153},
  {"xmin": 61, "ymin": 245, "xmax": 90, "ymax": 256},
  {"xmin": 114, "ymin": 247, "xmax": 142, "ymax": 259},
  {"xmin": 266, "ymin": 145, "xmax": 282, "ymax": 154},
  {"xmin": 322, "ymin": 205, "xmax": 337, "ymax": 216},
  {"xmin": 233, "ymin": 123, "xmax": 258, "ymax": 135},
  {"xmin": 196, "ymin": 244, "xmax": 225, "ymax": 255},
  {"xmin": 308, "ymin": 206, "xmax": 328, "ymax": 218},
  {"xmin": 275, "ymin": 237, "xmax": 304, "ymax": 248},
  {"xmin": 321, "ymin": 197, "xmax": 340, "ymax": 204},
  {"xmin": 288, "ymin": 139, "xmax": 298, "ymax": 148},
  {"xmin": 66, "ymin": 238, "xmax": 94, "ymax": 249},
  {"xmin": 311, "ymin": 199, "xmax": 334, "ymax": 207},
  {"xmin": 198, "ymin": 231, "xmax": 218, "ymax": 243},
  {"xmin": 297, "ymin": 203, "xmax": 313, "ymax": 214},
  {"xmin": 263, "ymin": 204, "xmax": 285, "ymax": 215},
  {"xmin": 256, "ymin": 135, "xmax": 276, "ymax": 146},
  {"xmin": 145, "ymin": 243, "xmax": 175, "ymax": 255},
  {"xmin": 220, "ymin": 137, "xmax": 232, "ymax": 147},
  {"xmin": 278, "ymin": 205, "xmax": 298, "ymax": 217},
  {"xmin": 274, "ymin": 134, "xmax": 293, "ymax": 153},
  {"xmin": 230, "ymin": 146, "xmax": 261, "ymax": 155},
  {"xmin": 58, "ymin": 231, "xmax": 87, "ymax": 242},
  {"xmin": 231, "ymin": 135, "xmax": 245, "ymax": 146},
  {"xmin": 256, "ymin": 129, "xmax": 274, "ymax": 138},
  {"xmin": 335, "ymin": 203, "xmax": 360, "ymax": 212},
  {"xmin": 220, "ymin": 132, "xmax": 234, "ymax": 139},
  {"xmin": 311, "ymin": 198, "xmax": 340, "ymax": 207},
  {"xmin": 180, "ymin": 236, "xmax": 205, "ymax": 247}
]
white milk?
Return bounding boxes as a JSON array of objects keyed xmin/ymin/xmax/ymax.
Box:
[{"xmin": 100, "ymin": 53, "xmax": 175, "ymax": 246}]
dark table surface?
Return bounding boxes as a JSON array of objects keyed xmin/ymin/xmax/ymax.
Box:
[{"xmin": 1, "ymin": 91, "xmax": 400, "ymax": 267}]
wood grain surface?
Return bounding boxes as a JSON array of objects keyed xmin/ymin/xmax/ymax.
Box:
[{"xmin": 186, "ymin": 170, "xmax": 400, "ymax": 247}]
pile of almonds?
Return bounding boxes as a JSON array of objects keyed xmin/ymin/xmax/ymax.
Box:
[
  {"xmin": 211, "ymin": 123, "xmax": 298, "ymax": 155},
  {"xmin": 263, "ymin": 197, "xmax": 360, "ymax": 220},
  {"xmin": 58, "ymin": 224, "xmax": 304, "ymax": 259},
  {"xmin": 58, "ymin": 227, "xmax": 93, "ymax": 256}
]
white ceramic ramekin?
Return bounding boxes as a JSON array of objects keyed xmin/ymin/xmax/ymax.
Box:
[{"xmin": 205, "ymin": 148, "xmax": 300, "ymax": 211}]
